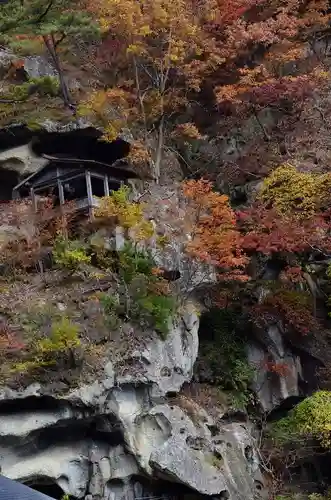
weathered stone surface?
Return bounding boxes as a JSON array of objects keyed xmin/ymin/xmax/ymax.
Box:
[
  {"xmin": 0, "ymin": 49, "xmax": 15, "ymax": 76},
  {"xmin": 23, "ymin": 55, "xmax": 80, "ymax": 90},
  {"xmin": 149, "ymin": 405, "xmax": 226, "ymax": 495},
  {"xmin": 122, "ymin": 303, "xmax": 200, "ymax": 394},
  {"xmin": 0, "ymin": 342, "xmax": 265, "ymax": 500},
  {"xmin": 0, "ymin": 144, "xmax": 48, "ymax": 175},
  {"xmin": 247, "ymin": 324, "xmax": 303, "ymax": 412},
  {"xmin": 23, "ymin": 56, "xmax": 58, "ymax": 80},
  {"xmin": 0, "ymin": 177, "xmax": 265, "ymax": 500}
]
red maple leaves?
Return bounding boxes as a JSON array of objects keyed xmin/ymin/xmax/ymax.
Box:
[{"xmin": 237, "ymin": 204, "xmax": 331, "ymax": 255}]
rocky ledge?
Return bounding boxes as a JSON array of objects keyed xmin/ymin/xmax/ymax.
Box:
[{"xmin": 0, "ymin": 305, "xmax": 265, "ymax": 500}]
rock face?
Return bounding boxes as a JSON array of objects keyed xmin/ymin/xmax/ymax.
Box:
[
  {"xmin": 0, "ymin": 305, "xmax": 265, "ymax": 500},
  {"xmin": 247, "ymin": 324, "xmax": 303, "ymax": 412},
  {"xmin": 0, "ymin": 135, "xmax": 264, "ymax": 499},
  {"xmin": 0, "ymin": 143, "xmax": 48, "ymax": 176}
]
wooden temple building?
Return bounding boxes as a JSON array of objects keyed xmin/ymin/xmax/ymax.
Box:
[{"xmin": 12, "ymin": 158, "xmax": 140, "ymax": 218}]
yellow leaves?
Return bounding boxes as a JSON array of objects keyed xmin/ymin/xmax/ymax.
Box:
[
  {"xmin": 139, "ymin": 25, "xmax": 152, "ymax": 36},
  {"xmin": 77, "ymin": 90, "xmax": 110, "ymax": 121},
  {"xmin": 102, "ymin": 122, "xmax": 121, "ymax": 142},
  {"xmin": 172, "ymin": 122, "xmax": 203, "ymax": 141},
  {"xmin": 169, "ymin": 53, "xmax": 179, "ymax": 62},
  {"xmin": 259, "ymin": 163, "xmax": 331, "ymax": 218},
  {"xmin": 36, "ymin": 317, "xmax": 80, "ymax": 355},
  {"xmin": 205, "ymin": 10, "xmax": 217, "ymax": 22},
  {"xmin": 78, "ymin": 88, "xmax": 136, "ymax": 135},
  {"xmin": 317, "ymin": 69, "xmax": 329, "ymax": 79},
  {"xmin": 127, "ymin": 44, "xmax": 143, "ymax": 55},
  {"xmin": 91, "ymin": 0, "xmax": 205, "ymax": 70},
  {"xmin": 94, "ymin": 186, "xmax": 155, "ymax": 244},
  {"xmin": 83, "ymin": 0, "xmax": 210, "ymax": 152},
  {"xmin": 131, "ymin": 219, "xmax": 155, "ymax": 242},
  {"xmin": 95, "ymin": 186, "xmax": 143, "ymax": 229}
]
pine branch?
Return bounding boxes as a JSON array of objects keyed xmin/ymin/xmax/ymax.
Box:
[{"xmin": 36, "ymin": 0, "xmax": 54, "ymax": 23}]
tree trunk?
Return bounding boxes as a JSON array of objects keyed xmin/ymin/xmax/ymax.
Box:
[
  {"xmin": 42, "ymin": 35, "xmax": 73, "ymax": 108},
  {"xmin": 154, "ymin": 115, "xmax": 164, "ymax": 184}
]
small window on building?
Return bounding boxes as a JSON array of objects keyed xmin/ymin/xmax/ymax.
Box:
[
  {"xmin": 63, "ymin": 176, "xmax": 88, "ymax": 201},
  {"xmin": 91, "ymin": 175, "xmax": 106, "ymax": 197}
]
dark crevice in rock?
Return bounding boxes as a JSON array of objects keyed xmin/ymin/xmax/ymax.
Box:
[
  {"xmin": 24, "ymin": 478, "xmax": 70, "ymax": 500},
  {"xmin": 0, "ymin": 167, "xmax": 20, "ymax": 200},
  {"xmin": 129, "ymin": 474, "xmax": 217, "ymax": 500},
  {"xmin": 217, "ymin": 410, "xmax": 248, "ymax": 424},
  {"xmin": 0, "ymin": 412, "xmax": 124, "ymax": 452},
  {"xmin": 266, "ymin": 395, "xmax": 305, "ymax": 422},
  {"xmin": 0, "ymin": 395, "xmax": 69, "ymax": 413},
  {"xmin": 219, "ymin": 491, "xmax": 230, "ymax": 500},
  {"xmin": 291, "ymin": 346, "xmax": 324, "ymax": 392},
  {"xmin": 29, "ymin": 127, "xmax": 130, "ymax": 165},
  {"xmin": 0, "ymin": 125, "xmax": 36, "ymax": 151},
  {"xmin": 34, "ymin": 416, "xmax": 123, "ymax": 450}
]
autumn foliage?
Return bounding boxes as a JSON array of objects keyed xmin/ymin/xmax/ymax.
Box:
[
  {"xmin": 182, "ymin": 179, "xmax": 248, "ymax": 281},
  {"xmin": 0, "ymin": 198, "xmax": 75, "ymax": 270},
  {"xmin": 237, "ymin": 204, "xmax": 331, "ymax": 255},
  {"xmin": 2, "ymin": 0, "xmax": 331, "ymax": 399},
  {"xmin": 251, "ymin": 288, "xmax": 319, "ymax": 336}
]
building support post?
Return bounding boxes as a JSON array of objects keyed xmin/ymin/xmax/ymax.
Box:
[
  {"xmin": 57, "ymin": 172, "xmax": 67, "ymax": 238},
  {"xmin": 57, "ymin": 180, "xmax": 65, "ymax": 206},
  {"xmin": 30, "ymin": 188, "xmax": 37, "ymax": 212},
  {"xmin": 85, "ymin": 170, "xmax": 94, "ymax": 220},
  {"xmin": 104, "ymin": 175, "xmax": 110, "ymax": 197}
]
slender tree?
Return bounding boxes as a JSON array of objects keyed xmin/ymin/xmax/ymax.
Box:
[{"xmin": 0, "ymin": 0, "xmax": 100, "ymax": 108}]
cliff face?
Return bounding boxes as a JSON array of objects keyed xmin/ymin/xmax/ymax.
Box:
[
  {"xmin": 0, "ymin": 120, "xmax": 328, "ymax": 500},
  {"xmin": 0, "ymin": 135, "xmax": 265, "ymax": 500},
  {"xmin": 0, "ymin": 236, "xmax": 263, "ymax": 500},
  {"xmin": 0, "ymin": 345, "xmax": 263, "ymax": 500},
  {"xmin": 0, "ymin": 42, "xmax": 329, "ymax": 500}
]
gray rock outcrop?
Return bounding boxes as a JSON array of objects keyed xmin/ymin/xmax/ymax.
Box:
[
  {"xmin": 0, "ymin": 304, "xmax": 265, "ymax": 500},
  {"xmin": 247, "ymin": 324, "xmax": 303, "ymax": 412}
]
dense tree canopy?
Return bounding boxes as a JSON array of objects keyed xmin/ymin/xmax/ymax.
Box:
[
  {"xmin": 0, "ymin": 0, "xmax": 330, "ymax": 366},
  {"xmin": 1, "ymin": 3, "xmax": 331, "ymax": 497}
]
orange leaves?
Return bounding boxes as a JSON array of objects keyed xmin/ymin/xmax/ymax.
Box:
[
  {"xmin": 182, "ymin": 179, "xmax": 248, "ymax": 280},
  {"xmin": 261, "ymin": 358, "xmax": 291, "ymax": 378},
  {"xmin": 85, "ymin": 0, "xmax": 331, "ymax": 187},
  {"xmin": 127, "ymin": 141, "xmax": 151, "ymax": 167}
]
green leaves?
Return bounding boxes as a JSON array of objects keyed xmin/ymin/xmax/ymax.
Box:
[
  {"xmin": 196, "ymin": 308, "xmax": 254, "ymax": 407},
  {"xmin": 53, "ymin": 237, "xmax": 91, "ymax": 272},
  {"xmin": 272, "ymin": 391, "xmax": 331, "ymax": 448},
  {"xmin": 119, "ymin": 242, "xmax": 155, "ymax": 283},
  {"xmin": 37, "ymin": 316, "xmax": 80, "ymax": 354},
  {"xmin": 98, "ymin": 243, "xmax": 177, "ymax": 338},
  {"xmin": 0, "ymin": 0, "xmax": 100, "ymax": 45}
]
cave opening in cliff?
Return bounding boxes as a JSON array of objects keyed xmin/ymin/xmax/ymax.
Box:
[
  {"xmin": 29, "ymin": 127, "xmax": 131, "ymax": 167},
  {"xmin": 25, "ymin": 477, "xmax": 74, "ymax": 500},
  {"xmin": 0, "ymin": 125, "xmax": 131, "ymax": 166},
  {"xmin": 0, "ymin": 166, "xmax": 20, "ymax": 201},
  {"xmin": 127, "ymin": 475, "xmax": 218, "ymax": 500},
  {"xmin": 0, "ymin": 124, "xmax": 143, "ymax": 203}
]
